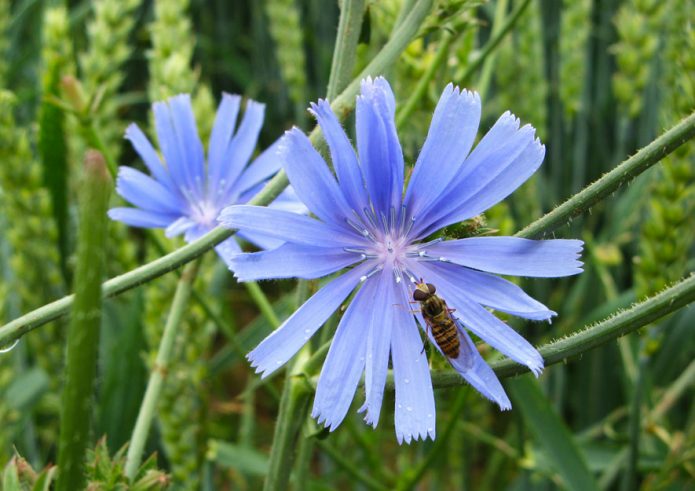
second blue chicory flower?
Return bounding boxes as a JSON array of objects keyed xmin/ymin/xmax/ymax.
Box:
[{"xmin": 109, "ymin": 93, "xmax": 304, "ymax": 264}]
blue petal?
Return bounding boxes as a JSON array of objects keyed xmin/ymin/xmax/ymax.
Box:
[
  {"xmin": 233, "ymin": 137, "xmax": 282, "ymax": 196},
  {"xmin": 390, "ymin": 284, "xmax": 436, "ymax": 444},
  {"xmin": 228, "ymin": 243, "xmax": 359, "ymax": 281},
  {"xmin": 215, "ymin": 237, "xmax": 242, "ymax": 268},
  {"xmin": 219, "ymin": 100, "xmax": 265, "ymax": 197},
  {"xmin": 427, "ymin": 237, "xmax": 584, "ymax": 278},
  {"xmin": 312, "ymin": 278, "xmax": 377, "ymax": 430},
  {"xmin": 207, "ymin": 93, "xmax": 241, "ymax": 193},
  {"xmin": 124, "ymin": 123, "xmax": 176, "ymax": 190},
  {"xmin": 419, "ymin": 261, "xmax": 555, "ymax": 321},
  {"xmin": 153, "ymin": 99, "xmax": 193, "ymax": 198},
  {"xmin": 236, "ymin": 230, "xmax": 285, "ymax": 251},
  {"xmin": 247, "ymin": 263, "xmax": 370, "ymax": 378},
  {"xmin": 448, "ymin": 327, "xmax": 511, "ymax": 410},
  {"xmin": 310, "ymin": 99, "xmax": 369, "ymax": 213},
  {"xmin": 108, "ymin": 207, "xmax": 177, "ymax": 228},
  {"xmin": 218, "ymin": 205, "xmax": 364, "ymax": 248},
  {"xmin": 404, "ymin": 85, "xmax": 481, "ymax": 219},
  {"xmin": 408, "ymin": 261, "xmax": 544, "ymax": 376},
  {"xmin": 278, "ymin": 128, "xmax": 354, "ymax": 226},
  {"xmin": 167, "ymin": 95, "xmax": 206, "ymax": 200},
  {"xmin": 358, "ymin": 270, "xmax": 396, "ymax": 428},
  {"xmin": 115, "ymin": 166, "xmax": 183, "ymax": 214},
  {"xmin": 164, "ymin": 216, "xmax": 196, "ymax": 238},
  {"xmin": 269, "ymin": 186, "xmax": 309, "ymax": 215},
  {"xmin": 355, "ymin": 77, "xmax": 404, "ymax": 215},
  {"xmin": 413, "ymin": 113, "xmax": 543, "ymax": 238}
]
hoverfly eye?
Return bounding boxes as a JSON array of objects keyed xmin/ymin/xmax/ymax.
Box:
[
  {"xmin": 426, "ymin": 283, "xmax": 436, "ymax": 294},
  {"xmin": 413, "ymin": 289, "xmax": 428, "ymax": 301}
]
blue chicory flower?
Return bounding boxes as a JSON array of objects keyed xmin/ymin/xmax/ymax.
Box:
[
  {"xmin": 108, "ymin": 93, "xmax": 304, "ymax": 264},
  {"xmin": 218, "ymin": 77, "xmax": 583, "ymax": 443}
]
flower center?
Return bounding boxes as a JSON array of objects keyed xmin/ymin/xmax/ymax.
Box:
[{"xmin": 191, "ymin": 200, "xmax": 219, "ymax": 227}]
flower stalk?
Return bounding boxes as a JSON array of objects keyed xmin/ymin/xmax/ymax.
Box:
[
  {"xmin": 124, "ymin": 258, "xmax": 201, "ymax": 480},
  {"xmin": 55, "ymin": 151, "xmax": 111, "ymax": 491},
  {"xmin": 263, "ymin": 348, "xmax": 312, "ymax": 491}
]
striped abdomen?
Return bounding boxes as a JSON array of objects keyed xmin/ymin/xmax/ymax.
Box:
[{"xmin": 421, "ymin": 296, "xmax": 460, "ymax": 358}]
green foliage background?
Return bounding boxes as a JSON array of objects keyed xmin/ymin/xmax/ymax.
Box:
[{"xmin": 0, "ymin": 0, "xmax": 693, "ymax": 489}]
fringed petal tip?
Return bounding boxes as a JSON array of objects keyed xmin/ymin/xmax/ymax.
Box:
[
  {"xmin": 396, "ymin": 428, "xmax": 436, "ymax": 445},
  {"xmin": 220, "ymin": 92, "xmax": 242, "ymax": 105}
]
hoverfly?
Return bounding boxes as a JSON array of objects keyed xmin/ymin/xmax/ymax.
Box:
[{"xmin": 412, "ymin": 281, "xmax": 460, "ymax": 358}]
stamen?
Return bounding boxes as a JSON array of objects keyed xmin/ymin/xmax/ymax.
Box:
[
  {"xmin": 393, "ymin": 263, "xmax": 403, "ymax": 283},
  {"xmin": 403, "ymin": 215, "xmax": 416, "ymax": 238},
  {"xmin": 380, "ymin": 211, "xmax": 389, "ymax": 232},
  {"xmin": 398, "ymin": 205, "xmax": 407, "ymax": 234},
  {"xmin": 360, "ymin": 264, "xmax": 383, "ymax": 282},
  {"xmin": 362, "ymin": 207, "xmax": 379, "ymax": 231},
  {"xmin": 345, "ymin": 218, "xmax": 377, "ymax": 242},
  {"xmin": 389, "ymin": 206, "xmax": 397, "ymax": 233}
]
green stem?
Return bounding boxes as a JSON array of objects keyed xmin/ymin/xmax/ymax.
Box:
[
  {"xmin": 0, "ymin": 0, "xmax": 434, "ymax": 346},
  {"xmin": 124, "ymin": 259, "xmax": 201, "ymax": 480},
  {"xmin": 55, "ymin": 151, "xmax": 111, "ymax": 491},
  {"xmin": 263, "ymin": 348, "xmax": 312, "ymax": 491},
  {"xmin": 327, "ymin": 0, "xmax": 366, "ymax": 101},
  {"xmin": 476, "ymin": 0, "xmax": 509, "ymax": 100},
  {"xmin": 622, "ymin": 353, "xmax": 646, "ymax": 491},
  {"xmin": 517, "ymin": 110, "xmax": 695, "ymax": 238},
  {"xmin": 424, "ymin": 273, "xmax": 695, "ymax": 389},
  {"xmin": 395, "ymin": 31, "xmax": 453, "ymax": 129},
  {"xmin": 457, "ymin": 0, "xmax": 531, "ymax": 86},
  {"xmin": 650, "ymin": 358, "xmax": 695, "ymax": 420},
  {"xmin": 244, "ymin": 281, "xmax": 280, "ymax": 328}
]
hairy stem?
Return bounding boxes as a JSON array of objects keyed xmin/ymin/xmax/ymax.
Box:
[
  {"xmin": 426, "ymin": 273, "xmax": 695, "ymax": 388},
  {"xmin": 124, "ymin": 259, "xmax": 201, "ymax": 480},
  {"xmin": 326, "ymin": 0, "xmax": 366, "ymax": 101},
  {"xmin": 517, "ymin": 111, "xmax": 695, "ymax": 238}
]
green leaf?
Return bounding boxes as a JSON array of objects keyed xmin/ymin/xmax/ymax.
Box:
[
  {"xmin": 2, "ymin": 459, "xmax": 21, "ymax": 491},
  {"xmin": 207, "ymin": 439, "xmax": 269, "ymax": 476},
  {"xmin": 4, "ymin": 367, "xmax": 49, "ymax": 411},
  {"xmin": 507, "ymin": 375, "xmax": 599, "ymax": 491},
  {"xmin": 31, "ymin": 466, "xmax": 57, "ymax": 491}
]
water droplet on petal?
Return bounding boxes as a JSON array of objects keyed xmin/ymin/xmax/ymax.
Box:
[
  {"xmin": 428, "ymin": 427, "xmax": 433, "ymax": 432},
  {"xmin": 406, "ymin": 406, "xmax": 413, "ymax": 412},
  {"xmin": 304, "ymin": 328, "xmax": 310, "ymax": 334},
  {"xmin": 398, "ymin": 404, "xmax": 402, "ymax": 409},
  {"xmin": 276, "ymin": 360, "xmax": 282, "ymax": 365},
  {"xmin": 404, "ymin": 378, "xmax": 410, "ymax": 384},
  {"xmin": 427, "ymin": 414, "xmax": 432, "ymax": 418}
]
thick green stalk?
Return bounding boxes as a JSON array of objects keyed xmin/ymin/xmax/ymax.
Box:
[
  {"xmin": 425, "ymin": 273, "xmax": 695, "ymax": 389},
  {"xmin": 55, "ymin": 151, "xmax": 111, "ymax": 491},
  {"xmin": 263, "ymin": 349, "xmax": 312, "ymax": 491},
  {"xmin": 516, "ymin": 110, "xmax": 695, "ymax": 238},
  {"xmin": 0, "ymin": 0, "xmax": 434, "ymax": 346},
  {"xmin": 476, "ymin": 0, "xmax": 509, "ymax": 99},
  {"xmin": 124, "ymin": 259, "xmax": 201, "ymax": 480},
  {"xmin": 326, "ymin": 0, "xmax": 366, "ymax": 101}
]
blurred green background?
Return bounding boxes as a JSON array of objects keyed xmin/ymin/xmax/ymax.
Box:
[{"xmin": 0, "ymin": 0, "xmax": 693, "ymax": 489}]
